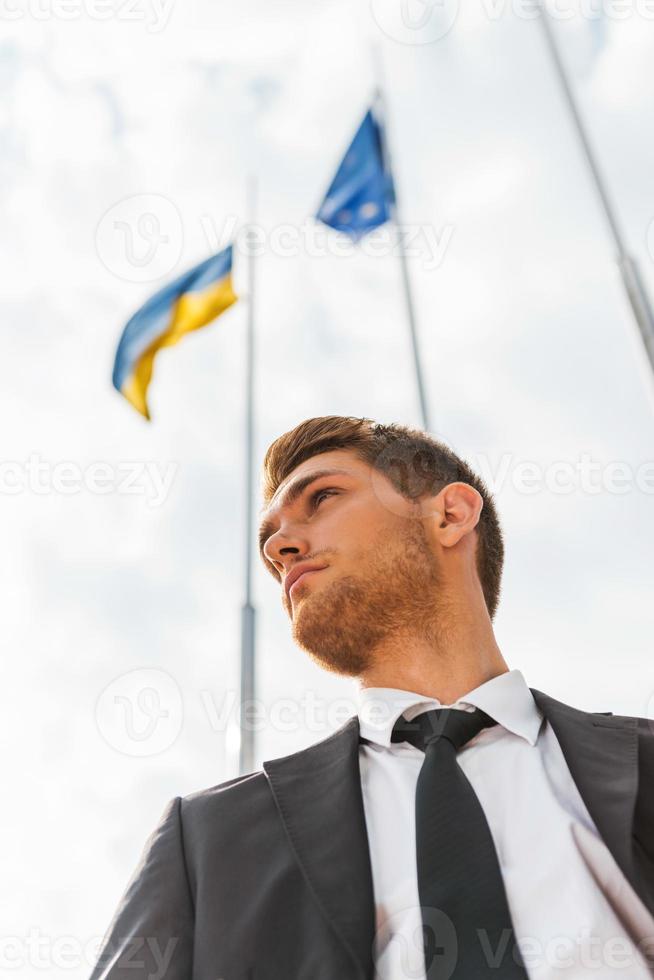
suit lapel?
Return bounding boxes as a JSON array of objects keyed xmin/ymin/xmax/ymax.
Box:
[
  {"xmin": 263, "ymin": 716, "xmax": 375, "ymax": 980},
  {"xmin": 530, "ymin": 687, "xmax": 641, "ymax": 899}
]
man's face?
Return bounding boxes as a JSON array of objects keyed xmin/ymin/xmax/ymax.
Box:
[{"xmin": 258, "ymin": 449, "xmax": 442, "ymax": 676}]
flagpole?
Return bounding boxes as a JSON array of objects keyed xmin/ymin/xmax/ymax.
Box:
[
  {"xmin": 239, "ymin": 175, "xmax": 257, "ymax": 775},
  {"xmin": 536, "ymin": 1, "xmax": 654, "ymax": 378},
  {"xmin": 370, "ymin": 57, "xmax": 433, "ymax": 432}
]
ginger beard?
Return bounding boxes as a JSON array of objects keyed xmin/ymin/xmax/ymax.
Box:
[{"xmin": 290, "ymin": 512, "xmax": 443, "ymax": 676}]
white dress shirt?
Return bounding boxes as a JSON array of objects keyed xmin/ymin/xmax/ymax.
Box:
[{"xmin": 357, "ymin": 668, "xmax": 652, "ymax": 979}]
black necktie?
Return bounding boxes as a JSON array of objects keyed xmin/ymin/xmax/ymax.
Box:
[{"xmin": 391, "ymin": 707, "xmax": 529, "ymax": 979}]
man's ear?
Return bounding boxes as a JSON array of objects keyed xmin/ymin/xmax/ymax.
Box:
[{"xmin": 420, "ymin": 481, "xmax": 484, "ymax": 550}]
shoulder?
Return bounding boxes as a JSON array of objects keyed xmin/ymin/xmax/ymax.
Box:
[
  {"xmin": 531, "ymin": 686, "xmax": 651, "ymax": 728},
  {"xmin": 531, "ymin": 686, "xmax": 654, "ymax": 764},
  {"xmin": 177, "ymin": 714, "xmax": 359, "ymax": 825},
  {"xmin": 180, "ymin": 767, "xmax": 269, "ymax": 818},
  {"xmin": 165, "ymin": 769, "xmax": 273, "ymax": 861}
]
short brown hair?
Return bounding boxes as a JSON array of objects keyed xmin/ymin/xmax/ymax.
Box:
[{"xmin": 261, "ymin": 415, "xmax": 504, "ymax": 619}]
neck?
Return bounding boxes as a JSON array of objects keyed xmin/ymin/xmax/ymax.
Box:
[{"xmin": 357, "ymin": 592, "xmax": 508, "ymax": 705}]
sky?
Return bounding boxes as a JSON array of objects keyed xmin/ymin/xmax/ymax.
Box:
[{"xmin": 2, "ymin": 0, "xmax": 654, "ymax": 976}]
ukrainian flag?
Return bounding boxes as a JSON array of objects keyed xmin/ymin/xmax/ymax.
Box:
[{"xmin": 112, "ymin": 245, "xmax": 238, "ymax": 419}]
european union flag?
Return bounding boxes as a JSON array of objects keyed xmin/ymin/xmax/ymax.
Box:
[
  {"xmin": 316, "ymin": 108, "xmax": 394, "ymax": 240},
  {"xmin": 112, "ymin": 245, "xmax": 238, "ymax": 419}
]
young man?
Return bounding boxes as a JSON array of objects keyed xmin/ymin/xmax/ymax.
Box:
[{"xmin": 90, "ymin": 416, "xmax": 654, "ymax": 980}]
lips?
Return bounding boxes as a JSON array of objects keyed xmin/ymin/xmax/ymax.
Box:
[
  {"xmin": 284, "ymin": 564, "xmax": 327, "ymax": 600},
  {"xmin": 289, "ymin": 569, "xmax": 321, "ymax": 594}
]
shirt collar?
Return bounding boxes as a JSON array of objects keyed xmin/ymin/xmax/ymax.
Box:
[{"xmin": 356, "ymin": 668, "xmax": 543, "ymax": 748}]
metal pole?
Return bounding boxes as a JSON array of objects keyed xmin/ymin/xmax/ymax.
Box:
[
  {"xmin": 618, "ymin": 254, "xmax": 654, "ymax": 372},
  {"xmin": 370, "ymin": 50, "xmax": 433, "ymax": 432},
  {"xmin": 536, "ymin": 1, "xmax": 654, "ymax": 377},
  {"xmin": 239, "ymin": 175, "xmax": 257, "ymax": 775}
]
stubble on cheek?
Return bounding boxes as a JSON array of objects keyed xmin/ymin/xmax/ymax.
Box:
[
  {"xmin": 291, "ymin": 572, "xmax": 390, "ymax": 675},
  {"xmin": 290, "ymin": 518, "xmax": 442, "ymax": 676}
]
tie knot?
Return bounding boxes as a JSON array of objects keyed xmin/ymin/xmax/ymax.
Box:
[{"xmin": 391, "ymin": 706, "xmax": 497, "ymax": 752}]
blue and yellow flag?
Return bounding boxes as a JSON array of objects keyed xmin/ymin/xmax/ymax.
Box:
[
  {"xmin": 112, "ymin": 245, "xmax": 237, "ymax": 419},
  {"xmin": 316, "ymin": 108, "xmax": 394, "ymax": 240}
]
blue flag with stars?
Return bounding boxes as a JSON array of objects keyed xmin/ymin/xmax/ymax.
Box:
[{"xmin": 316, "ymin": 108, "xmax": 394, "ymax": 240}]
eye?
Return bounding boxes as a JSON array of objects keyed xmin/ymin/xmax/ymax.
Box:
[
  {"xmin": 263, "ymin": 488, "xmax": 339, "ymax": 581},
  {"xmin": 311, "ymin": 488, "xmax": 337, "ymax": 508}
]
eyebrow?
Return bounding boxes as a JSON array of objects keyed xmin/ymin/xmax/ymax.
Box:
[{"xmin": 258, "ymin": 468, "xmax": 352, "ymax": 559}]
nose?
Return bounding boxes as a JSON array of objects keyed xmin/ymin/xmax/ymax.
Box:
[{"xmin": 263, "ymin": 527, "xmax": 306, "ymax": 569}]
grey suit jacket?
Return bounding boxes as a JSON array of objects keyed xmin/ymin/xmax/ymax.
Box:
[{"xmin": 89, "ymin": 688, "xmax": 654, "ymax": 980}]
